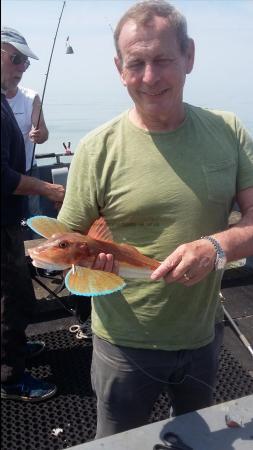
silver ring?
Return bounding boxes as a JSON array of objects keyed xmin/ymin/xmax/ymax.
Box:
[{"xmin": 183, "ymin": 273, "xmax": 191, "ymax": 281}]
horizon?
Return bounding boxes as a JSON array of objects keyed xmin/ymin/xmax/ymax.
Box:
[{"xmin": 2, "ymin": 0, "xmax": 253, "ymax": 152}]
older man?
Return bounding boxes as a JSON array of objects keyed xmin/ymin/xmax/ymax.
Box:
[
  {"xmin": 3, "ymin": 26, "xmax": 49, "ymax": 226},
  {"xmin": 57, "ymin": 0, "xmax": 253, "ymax": 437},
  {"xmin": 1, "ymin": 27, "xmax": 65, "ymax": 401}
]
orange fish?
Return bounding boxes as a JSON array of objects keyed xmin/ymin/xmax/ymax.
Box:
[{"xmin": 27, "ymin": 216, "xmax": 160, "ymax": 297}]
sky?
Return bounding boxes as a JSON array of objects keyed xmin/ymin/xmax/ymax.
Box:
[{"xmin": 2, "ymin": 0, "xmax": 253, "ymax": 150}]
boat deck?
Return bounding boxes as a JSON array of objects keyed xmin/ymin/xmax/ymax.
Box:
[{"xmin": 1, "ymin": 258, "xmax": 253, "ymax": 450}]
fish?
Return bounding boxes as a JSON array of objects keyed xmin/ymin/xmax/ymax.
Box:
[{"xmin": 27, "ymin": 215, "xmax": 160, "ymax": 297}]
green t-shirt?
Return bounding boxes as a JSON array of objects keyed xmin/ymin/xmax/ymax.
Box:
[{"xmin": 58, "ymin": 104, "xmax": 253, "ymax": 350}]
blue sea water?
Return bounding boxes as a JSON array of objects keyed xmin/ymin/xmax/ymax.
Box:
[{"xmin": 36, "ymin": 96, "xmax": 132, "ymax": 163}]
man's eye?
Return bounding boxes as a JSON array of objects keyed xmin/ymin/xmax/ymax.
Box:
[
  {"xmin": 127, "ymin": 61, "xmax": 143, "ymax": 69},
  {"xmin": 156, "ymin": 58, "xmax": 175, "ymax": 65},
  {"xmin": 156, "ymin": 59, "xmax": 169, "ymax": 65},
  {"xmin": 58, "ymin": 241, "xmax": 69, "ymax": 249}
]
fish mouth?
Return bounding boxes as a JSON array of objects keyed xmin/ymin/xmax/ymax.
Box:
[
  {"xmin": 28, "ymin": 247, "xmax": 70, "ymax": 271},
  {"xmin": 30, "ymin": 258, "xmax": 69, "ymax": 271}
]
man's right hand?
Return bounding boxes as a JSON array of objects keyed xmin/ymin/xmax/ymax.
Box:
[
  {"xmin": 92, "ymin": 253, "xmax": 119, "ymax": 274},
  {"xmin": 45, "ymin": 183, "xmax": 65, "ymax": 203}
]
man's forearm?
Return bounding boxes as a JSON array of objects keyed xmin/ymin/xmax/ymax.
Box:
[
  {"xmin": 212, "ymin": 206, "xmax": 253, "ymax": 262},
  {"xmin": 14, "ymin": 174, "xmax": 65, "ymax": 203},
  {"xmin": 31, "ymin": 95, "xmax": 49, "ymax": 144},
  {"xmin": 35, "ymin": 127, "xmax": 49, "ymax": 144},
  {"xmin": 14, "ymin": 174, "xmax": 54, "ymax": 196}
]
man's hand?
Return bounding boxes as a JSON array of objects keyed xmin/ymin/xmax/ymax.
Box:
[
  {"xmin": 29, "ymin": 127, "xmax": 45, "ymax": 144},
  {"xmin": 45, "ymin": 183, "xmax": 65, "ymax": 203},
  {"xmin": 151, "ymin": 239, "xmax": 217, "ymax": 286},
  {"xmin": 92, "ymin": 253, "xmax": 119, "ymax": 274}
]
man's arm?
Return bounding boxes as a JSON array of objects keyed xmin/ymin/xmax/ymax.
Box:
[
  {"xmin": 14, "ymin": 174, "xmax": 65, "ymax": 204},
  {"xmin": 151, "ymin": 187, "xmax": 253, "ymax": 286},
  {"xmin": 29, "ymin": 94, "xmax": 49, "ymax": 144},
  {"xmin": 73, "ymin": 188, "xmax": 253, "ymax": 281},
  {"xmin": 211, "ymin": 187, "xmax": 253, "ymax": 262}
]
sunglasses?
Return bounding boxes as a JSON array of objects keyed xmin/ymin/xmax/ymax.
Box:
[{"xmin": 1, "ymin": 49, "xmax": 30, "ymax": 69}]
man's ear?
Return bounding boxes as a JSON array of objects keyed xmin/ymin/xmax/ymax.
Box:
[
  {"xmin": 114, "ymin": 56, "xmax": 127, "ymax": 86},
  {"xmin": 185, "ymin": 38, "xmax": 195, "ymax": 74}
]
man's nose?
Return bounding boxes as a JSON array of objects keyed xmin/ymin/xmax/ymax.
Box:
[{"xmin": 142, "ymin": 63, "xmax": 159, "ymax": 84}]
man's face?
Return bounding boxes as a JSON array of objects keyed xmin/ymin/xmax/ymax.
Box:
[
  {"xmin": 115, "ymin": 16, "xmax": 194, "ymax": 124},
  {"xmin": 1, "ymin": 43, "xmax": 28, "ymax": 91}
]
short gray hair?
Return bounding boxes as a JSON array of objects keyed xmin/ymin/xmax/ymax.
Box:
[{"xmin": 114, "ymin": 0, "xmax": 189, "ymax": 60}]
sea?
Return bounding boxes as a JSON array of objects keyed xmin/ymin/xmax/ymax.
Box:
[
  {"xmin": 36, "ymin": 96, "xmax": 253, "ymax": 166},
  {"xmin": 35, "ymin": 95, "xmax": 132, "ymax": 165}
]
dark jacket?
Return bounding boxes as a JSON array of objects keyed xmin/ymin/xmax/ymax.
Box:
[{"xmin": 1, "ymin": 93, "xmax": 26, "ymax": 226}]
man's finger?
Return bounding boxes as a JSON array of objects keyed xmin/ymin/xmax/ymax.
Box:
[
  {"xmin": 151, "ymin": 256, "xmax": 180, "ymax": 280},
  {"xmin": 103, "ymin": 254, "xmax": 114, "ymax": 272},
  {"xmin": 92, "ymin": 253, "xmax": 107, "ymax": 270}
]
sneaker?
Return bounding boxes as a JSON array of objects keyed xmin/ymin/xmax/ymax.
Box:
[
  {"xmin": 25, "ymin": 341, "xmax": 45, "ymax": 359},
  {"xmin": 1, "ymin": 373, "xmax": 57, "ymax": 402}
]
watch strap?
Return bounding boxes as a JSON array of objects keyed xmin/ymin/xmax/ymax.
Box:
[{"xmin": 201, "ymin": 236, "xmax": 226, "ymax": 270}]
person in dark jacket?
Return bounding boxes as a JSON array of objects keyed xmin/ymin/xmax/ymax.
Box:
[{"xmin": 1, "ymin": 27, "xmax": 65, "ymax": 401}]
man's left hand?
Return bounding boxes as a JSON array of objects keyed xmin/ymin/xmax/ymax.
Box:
[
  {"xmin": 151, "ymin": 239, "xmax": 217, "ymax": 286},
  {"xmin": 29, "ymin": 127, "xmax": 44, "ymax": 144}
]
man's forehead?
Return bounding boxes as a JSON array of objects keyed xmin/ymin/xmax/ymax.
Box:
[
  {"xmin": 119, "ymin": 19, "xmax": 179, "ymax": 58},
  {"xmin": 2, "ymin": 42, "xmax": 23, "ymax": 55},
  {"xmin": 119, "ymin": 17, "xmax": 175, "ymax": 44},
  {"xmin": 120, "ymin": 16, "xmax": 171, "ymax": 35}
]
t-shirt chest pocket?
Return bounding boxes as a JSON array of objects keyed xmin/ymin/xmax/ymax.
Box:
[{"xmin": 202, "ymin": 160, "xmax": 236, "ymax": 205}]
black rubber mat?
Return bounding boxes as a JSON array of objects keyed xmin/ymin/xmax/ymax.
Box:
[{"xmin": 1, "ymin": 328, "xmax": 253, "ymax": 450}]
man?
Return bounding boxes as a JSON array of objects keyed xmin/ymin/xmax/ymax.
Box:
[
  {"xmin": 57, "ymin": 0, "xmax": 253, "ymax": 437},
  {"xmin": 3, "ymin": 26, "xmax": 49, "ymax": 231},
  {"xmin": 1, "ymin": 27, "xmax": 65, "ymax": 401}
]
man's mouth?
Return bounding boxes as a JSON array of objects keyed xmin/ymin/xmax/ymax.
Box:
[{"xmin": 141, "ymin": 88, "xmax": 169, "ymax": 97}]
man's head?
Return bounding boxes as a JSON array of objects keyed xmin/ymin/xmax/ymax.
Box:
[
  {"xmin": 114, "ymin": 0, "xmax": 195, "ymax": 129},
  {"xmin": 1, "ymin": 27, "xmax": 39, "ymax": 91},
  {"xmin": 114, "ymin": 0, "xmax": 189, "ymax": 61}
]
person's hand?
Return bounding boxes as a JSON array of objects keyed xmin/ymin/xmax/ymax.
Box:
[
  {"xmin": 54, "ymin": 201, "xmax": 63, "ymax": 211},
  {"xmin": 29, "ymin": 127, "xmax": 44, "ymax": 144},
  {"xmin": 92, "ymin": 253, "xmax": 119, "ymax": 274},
  {"xmin": 151, "ymin": 239, "xmax": 217, "ymax": 286},
  {"xmin": 46, "ymin": 183, "xmax": 65, "ymax": 203}
]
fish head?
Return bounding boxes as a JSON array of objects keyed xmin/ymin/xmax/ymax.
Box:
[{"xmin": 28, "ymin": 232, "xmax": 91, "ymax": 271}]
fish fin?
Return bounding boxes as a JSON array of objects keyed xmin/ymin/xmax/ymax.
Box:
[
  {"xmin": 118, "ymin": 245, "xmax": 160, "ymax": 269},
  {"xmin": 27, "ymin": 216, "xmax": 72, "ymax": 238},
  {"xmin": 119, "ymin": 243, "xmax": 142, "ymax": 254},
  {"xmin": 65, "ymin": 267, "xmax": 125, "ymax": 296},
  {"xmin": 87, "ymin": 217, "xmax": 113, "ymax": 241}
]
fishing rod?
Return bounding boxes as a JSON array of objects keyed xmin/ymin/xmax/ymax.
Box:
[
  {"xmin": 219, "ymin": 292, "xmax": 253, "ymax": 358},
  {"xmin": 28, "ymin": 0, "xmax": 67, "ymax": 175}
]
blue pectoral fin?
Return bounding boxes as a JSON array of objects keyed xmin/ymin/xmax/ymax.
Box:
[
  {"xmin": 27, "ymin": 216, "xmax": 71, "ymax": 238},
  {"xmin": 65, "ymin": 267, "xmax": 126, "ymax": 297}
]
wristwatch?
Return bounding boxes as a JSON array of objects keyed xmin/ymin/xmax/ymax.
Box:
[{"xmin": 201, "ymin": 236, "xmax": 227, "ymax": 270}]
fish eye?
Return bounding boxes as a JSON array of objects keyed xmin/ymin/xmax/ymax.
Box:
[{"xmin": 58, "ymin": 241, "xmax": 69, "ymax": 249}]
